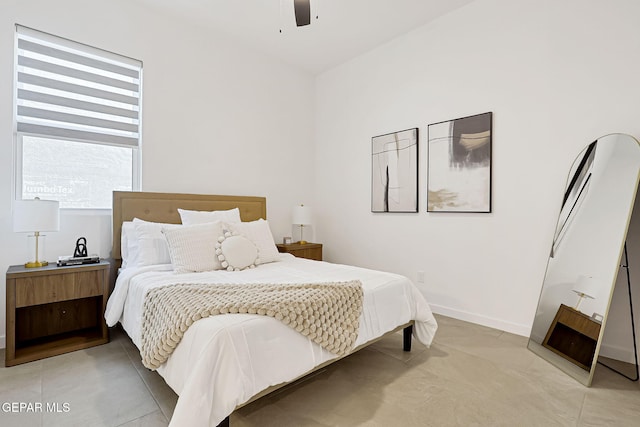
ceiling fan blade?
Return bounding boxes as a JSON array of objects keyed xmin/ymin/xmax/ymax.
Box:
[{"xmin": 294, "ymin": 0, "xmax": 311, "ymax": 27}]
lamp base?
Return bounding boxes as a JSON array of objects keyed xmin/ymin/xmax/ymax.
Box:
[
  {"xmin": 25, "ymin": 260, "xmax": 48, "ymax": 268},
  {"xmin": 298, "ymin": 240, "xmax": 308, "ymax": 245}
]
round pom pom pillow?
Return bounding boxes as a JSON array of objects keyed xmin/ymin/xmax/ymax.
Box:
[{"xmin": 215, "ymin": 233, "xmax": 258, "ymax": 271}]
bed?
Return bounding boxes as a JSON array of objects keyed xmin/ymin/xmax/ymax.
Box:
[{"xmin": 105, "ymin": 191, "xmax": 438, "ymax": 426}]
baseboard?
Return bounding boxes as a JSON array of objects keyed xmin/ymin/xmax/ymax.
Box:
[
  {"xmin": 430, "ymin": 304, "xmax": 639, "ymax": 364},
  {"xmin": 430, "ymin": 303, "xmax": 532, "ymax": 337},
  {"xmin": 599, "ymin": 342, "xmax": 636, "ymax": 364}
]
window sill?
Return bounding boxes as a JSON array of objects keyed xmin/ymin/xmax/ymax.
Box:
[{"xmin": 60, "ymin": 208, "xmax": 112, "ymax": 216}]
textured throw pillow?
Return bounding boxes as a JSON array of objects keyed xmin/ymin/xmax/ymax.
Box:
[
  {"xmin": 162, "ymin": 221, "xmax": 224, "ymax": 273},
  {"xmin": 178, "ymin": 208, "xmax": 241, "ymax": 225},
  {"xmin": 223, "ymin": 219, "xmax": 279, "ymax": 264},
  {"xmin": 132, "ymin": 219, "xmax": 181, "ymax": 267},
  {"xmin": 215, "ymin": 233, "xmax": 258, "ymax": 271}
]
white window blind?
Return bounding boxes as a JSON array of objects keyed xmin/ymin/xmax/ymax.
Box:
[
  {"xmin": 16, "ymin": 25, "xmax": 141, "ymax": 147},
  {"xmin": 15, "ymin": 25, "xmax": 142, "ymax": 209}
]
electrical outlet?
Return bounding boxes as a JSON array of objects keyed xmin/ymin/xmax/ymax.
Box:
[{"xmin": 416, "ymin": 271, "xmax": 425, "ymax": 283}]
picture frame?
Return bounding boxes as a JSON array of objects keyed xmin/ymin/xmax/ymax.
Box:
[
  {"xmin": 371, "ymin": 128, "xmax": 419, "ymax": 213},
  {"xmin": 427, "ymin": 112, "xmax": 492, "ymax": 213}
]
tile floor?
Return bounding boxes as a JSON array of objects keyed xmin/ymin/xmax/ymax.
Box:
[{"xmin": 0, "ymin": 315, "xmax": 638, "ymax": 426}]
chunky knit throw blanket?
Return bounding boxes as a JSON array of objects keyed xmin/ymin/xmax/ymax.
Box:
[{"xmin": 140, "ymin": 281, "xmax": 364, "ymax": 370}]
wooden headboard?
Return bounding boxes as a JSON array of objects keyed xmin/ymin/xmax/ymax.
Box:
[{"xmin": 112, "ymin": 191, "xmax": 267, "ymax": 261}]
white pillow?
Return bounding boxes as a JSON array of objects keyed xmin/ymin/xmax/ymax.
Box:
[
  {"xmin": 223, "ymin": 219, "xmax": 279, "ymax": 264},
  {"xmin": 162, "ymin": 221, "xmax": 224, "ymax": 273},
  {"xmin": 178, "ymin": 208, "xmax": 241, "ymax": 225},
  {"xmin": 120, "ymin": 221, "xmax": 136, "ymax": 269},
  {"xmin": 215, "ymin": 233, "xmax": 258, "ymax": 271},
  {"xmin": 132, "ymin": 219, "xmax": 181, "ymax": 267}
]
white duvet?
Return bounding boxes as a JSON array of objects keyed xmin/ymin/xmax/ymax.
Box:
[{"xmin": 105, "ymin": 254, "xmax": 438, "ymax": 426}]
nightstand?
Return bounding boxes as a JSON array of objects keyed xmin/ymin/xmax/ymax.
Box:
[
  {"xmin": 276, "ymin": 243, "xmax": 323, "ymax": 261},
  {"xmin": 542, "ymin": 303, "xmax": 602, "ymax": 370},
  {"xmin": 5, "ymin": 261, "xmax": 110, "ymax": 367}
]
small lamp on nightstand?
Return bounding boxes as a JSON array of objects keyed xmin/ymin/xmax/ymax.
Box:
[
  {"xmin": 292, "ymin": 204, "xmax": 312, "ymax": 244},
  {"xmin": 13, "ymin": 197, "xmax": 60, "ymax": 268},
  {"xmin": 572, "ymin": 275, "xmax": 598, "ymax": 312}
]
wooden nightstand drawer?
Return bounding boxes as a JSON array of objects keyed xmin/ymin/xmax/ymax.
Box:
[
  {"xmin": 277, "ymin": 243, "xmax": 323, "ymax": 261},
  {"xmin": 555, "ymin": 305, "xmax": 600, "ymax": 341},
  {"xmin": 16, "ymin": 297, "xmax": 101, "ymax": 342},
  {"xmin": 15, "ymin": 270, "xmax": 103, "ymax": 307}
]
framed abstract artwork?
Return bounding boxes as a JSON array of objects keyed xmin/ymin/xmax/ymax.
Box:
[
  {"xmin": 427, "ymin": 112, "xmax": 492, "ymax": 212},
  {"xmin": 371, "ymin": 128, "xmax": 418, "ymax": 213}
]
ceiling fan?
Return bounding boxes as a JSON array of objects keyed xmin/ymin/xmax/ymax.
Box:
[
  {"xmin": 279, "ymin": 0, "xmax": 318, "ymax": 33},
  {"xmin": 293, "ymin": 0, "xmax": 311, "ymax": 26}
]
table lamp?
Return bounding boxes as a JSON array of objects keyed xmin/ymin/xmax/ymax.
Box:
[
  {"xmin": 13, "ymin": 198, "xmax": 60, "ymax": 268},
  {"xmin": 292, "ymin": 204, "xmax": 311, "ymax": 244},
  {"xmin": 572, "ymin": 275, "xmax": 598, "ymax": 312}
]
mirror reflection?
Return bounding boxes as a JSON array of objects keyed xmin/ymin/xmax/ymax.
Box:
[{"xmin": 528, "ymin": 133, "xmax": 640, "ymax": 386}]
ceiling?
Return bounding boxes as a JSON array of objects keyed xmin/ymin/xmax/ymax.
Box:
[{"xmin": 133, "ymin": 0, "xmax": 475, "ymax": 74}]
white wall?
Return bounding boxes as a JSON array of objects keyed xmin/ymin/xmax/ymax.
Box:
[
  {"xmin": 314, "ymin": 0, "xmax": 640, "ymax": 354},
  {"xmin": 0, "ymin": 0, "xmax": 315, "ymax": 347}
]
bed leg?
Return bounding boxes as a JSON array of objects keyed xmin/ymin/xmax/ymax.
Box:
[
  {"xmin": 403, "ymin": 325, "xmax": 413, "ymax": 352},
  {"xmin": 217, "ymin": 416, "xmax": 230, "ymax": 427}
]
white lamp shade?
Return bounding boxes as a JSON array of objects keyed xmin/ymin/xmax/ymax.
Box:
[
  {"xmin": 292, "ymin": 205, "xmax": 312, "ymax": 225},
  {"xmin": 572, "ymin": 275, "xmax": 599, "ymax": 300},
  {"xmin": 13, "ymin": 199, "xmax": 60, "ymax": 232}
]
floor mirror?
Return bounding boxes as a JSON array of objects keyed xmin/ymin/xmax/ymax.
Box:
[{"xmin": 528, "ymin": 133, "xmax": 640, "ymax": 386}]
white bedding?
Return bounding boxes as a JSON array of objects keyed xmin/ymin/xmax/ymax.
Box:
[{"xmin": 105, "ymin": 254, "xmax": 437, "ymax": 426}]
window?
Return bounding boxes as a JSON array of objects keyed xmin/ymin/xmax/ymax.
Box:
[{"xmin": 14, "ymin": 25, "xmax": 142, "ymax": 209}]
